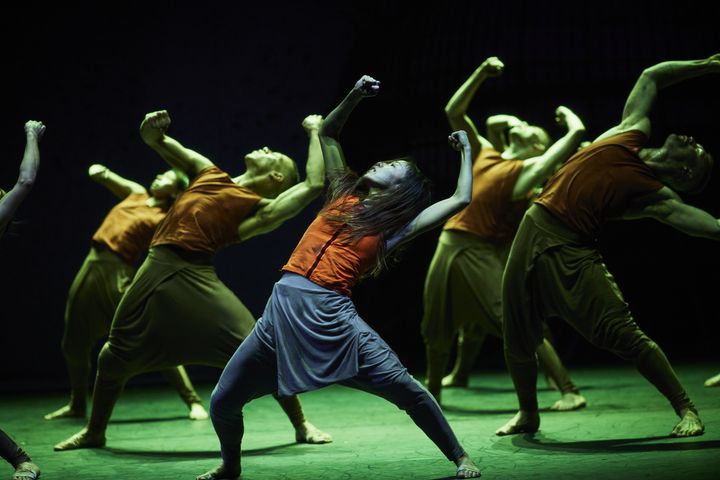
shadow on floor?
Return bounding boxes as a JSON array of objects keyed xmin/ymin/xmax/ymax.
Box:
[
  {"xmin": 441, "ymin": 405, "xmax": 519, "ymax": 415},
  {"xmin": 511, "ymin": 432, "xmax": 720, "ymax": 453},
  {"xmin": 109, "ymin": 415, "xmax": 189, "ymax": 424},
  {"xmin": 101, "ymin": 442, "xmax": 298, "ymax": 459}
]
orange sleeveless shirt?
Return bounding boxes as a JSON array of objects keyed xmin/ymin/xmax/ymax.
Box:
[
  {"xmin": 536, "ymin": 130, "xmax": 664, "ymax": 238},
  {"xmin": 151, "ymin": 166, "xmax": 263, "ymax": 254},
  {"xmin": 92, "ymin": 193, "xmax": 165, "ymax": 264},
  {"xmin": 444, "ymin": 148, "xmax": 527, "ymax": 243},
  {"xmin": 282, "ymin": 196, "xmax": 381, "ymax": 296}
]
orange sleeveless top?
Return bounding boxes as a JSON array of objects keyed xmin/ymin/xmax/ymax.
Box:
[
  {"xmin": 444, "ymin": 148, "xmax": 527, "ymax": 243},
  {"xmin": 151, "ymin": 166, "xmax": 262, "ymax": 254},
  {"xmin": 92, "ymin": 193, "xmax": 165, "ymax": 264},
  {"xmin": 282, "ymin": 196, "xmax": 381, "ymax": 296}
]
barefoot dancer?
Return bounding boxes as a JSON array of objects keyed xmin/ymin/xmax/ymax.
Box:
[
  {"xmin": 423, "ymin": 57, "xmax": 586, "ymax": 410},
  {"xmin": 44, "ymin": 163, "xmax": 209, "ymax": 421},
  {"xmin": 54, "ymin": 111, "xmax": 331, "ymax": 451},
  {"xmin": 1, "ymin": 120, "xmax": 45, "ymax": 480},
  {"xmin": 201, "ymin": 76, "xmax": 481, "ymax": 480},
  {"xmin": 497, "ymin": 55, "xmax": 720, "ymax": 438}
]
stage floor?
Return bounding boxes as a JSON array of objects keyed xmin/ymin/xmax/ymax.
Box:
[{"xmin": 2, "ymin": 363, "xmax": 719, "ymax": 479}]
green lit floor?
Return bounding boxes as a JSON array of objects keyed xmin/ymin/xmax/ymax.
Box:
[{"xmin": 2, "ymin": 364, "xmax": 719, "ymax": 479}]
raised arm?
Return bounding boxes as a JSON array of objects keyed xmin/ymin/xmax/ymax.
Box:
[
  {"xmin": 319, "ymin": 75, "xmax": 380, "ymax": 179},
  {"xmin": 596, "ymin": 54, "xmax": 720, "ymax": 141},
  {"xmin": 511, "ymin": 106, "xmax": 586, "ymax": 200},
  {"xmin": 237, "ymin": 114, "xmax": 325, "ymax": 241},
  {"xmin": 386, "ymin": 131, "xmax": 473, "ymax": 252},
  {"xmin": 486, "ymin": 114, "xmax": 524, "ymax": 153},
  {"xmin": 140, "ymin": 110, "xmax": 213, "ymax": 177},
  {"xmin": 0, "ymin": 121, "xmax": 45, "ymax": 231},
  {"xmin": 621, "ymin": 187, "xmax": 720, "ymax": 240},
  {"xmin": 88, "ymin": 164, "xmax": 146, "ymax": 199},
  {"xmin": 445, "ymin": 57, "xmax": 504, "ymax": 156}
]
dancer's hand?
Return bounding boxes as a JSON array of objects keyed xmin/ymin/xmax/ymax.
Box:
[
  {"xmin": 24, "ymin": 120, "xmax": 46, "ymax": 140},
  {"xmin": 448, "ymin": 130, "xmax": 470, "ymax": 151},
  {"xmin": 140, "ymin": 110, "xmax": 171, "ymax": 143},
  {"xmin": 88, "ymin": 164, "xmax": 109, "ymax": 179},
  {"xmin": 353, "ymin": 75, "xmax": 380, "ymax": 97},
  {"xmin": 302, "ymin": 114, "xmax": 323, "ymax": 133},
  {"xmin": 555, "ymin": 106, "xmax": 584, "ymax": 132},
  {"xmin": 480, "ymin": 56, "xmax": 504, "ymax": 77}
]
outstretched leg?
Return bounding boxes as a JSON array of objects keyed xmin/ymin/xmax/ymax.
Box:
[
  {"xmin": 54, "ymin": 342, "xmax": 132, "ymax": 450},
  {"xmin": 495, "ymin": 354, "xmax": 540, "ymax": 436},
  {"xmin": 201, "ymin": 329, "xmax": 288, "ymax": 480},
  {"xmin": 443, "ymin": 326, "xmax": 486, "ymax": 388},
  {"xmin": 161, "ymin": 366, "xmax": 208, "ymax": 420},
  {"xmin": 343, "ymin": 331, "xmax": 480, "ymax": 478},
  {"xmin": 536, "ymin": 339, "xmax": 586, "ymax": 411}
]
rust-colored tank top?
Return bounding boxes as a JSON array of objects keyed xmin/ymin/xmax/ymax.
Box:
[
  {"xmin": 282, "ymin": 196, "xmax": 381, "ymax": 296},
  {"xmin": 536, "ymin": 130, "xmax": 664, "ymax": 238},
  {"xmin": 151, "ymin": 166, "xmax": 262, "ymax": 254},
  {"xmin": 444, "ymin": 148, "xmax": 527, "ymax": 243},
  {"xmin": 92, "ymin": 193, "xmax": 165, "ymax": 264}
]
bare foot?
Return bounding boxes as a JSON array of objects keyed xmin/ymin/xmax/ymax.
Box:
[
  {"xmin": 704, "ymin": 373, "xmax": 720, "ymax": 387},
  {"xmin": 670, "ymin": 410, "xmax": 704, "ymax": 438},
  {"xmin": 13, "ymin": 462, "xmax": 41, "ymax": 480},
  {"xmin": 295, "ymin": 421, "xmax": 333, "ymax": 444},
  {"xmin": 44, "ymin": 404, "xmax": 85, "ymax": 420},
  {"xmin": 442, "ymin": 373, "xmax": 469, "ymax": 388},
  {"xmin": 196, "ymin": 464, "xmax": 240, "ymax": 480},
  {"xmin": 53, "ymin": 427, "xmax": 105, "ymax": 451},
  {"xmin": 189, "ymin": 402, "xmax": 209, "ymax": 420},
  {"xmin": 495, "ymin": 410, "xmax": 540, "ymax": 436},
  {"xmin": 455, "ymin": 453, "xmax": 481, "ymax": 478},
  {"xmin": 549, "ymin": 393, "xmax": 587, "ymax": 411}
]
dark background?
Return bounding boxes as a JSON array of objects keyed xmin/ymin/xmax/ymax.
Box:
[{"xmin": 2, "ymin": 0, "xmax": 719, "ymax": 391}]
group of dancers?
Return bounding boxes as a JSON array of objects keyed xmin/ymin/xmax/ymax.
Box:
[{"xmin": 2, "ymin": 53, "xmax": 719, "ymax": 479}]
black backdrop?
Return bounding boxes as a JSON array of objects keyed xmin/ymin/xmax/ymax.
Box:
[{"xmin": 2, "ymin": 1, "xmax": 720, "ymax": 390}]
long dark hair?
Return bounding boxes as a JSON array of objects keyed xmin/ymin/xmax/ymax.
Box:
[{"xmin": 322, "ymin": 159, "xmax": 432, "ymax": 276}]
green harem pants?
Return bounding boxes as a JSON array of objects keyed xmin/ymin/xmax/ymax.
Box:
[
  {"xmin": 502, "ymin": 204, "xmax": 695, "ymax": 414},
  {"xmin": 62, "ymin": 246, "xmax": 201, "ymax": 408}
]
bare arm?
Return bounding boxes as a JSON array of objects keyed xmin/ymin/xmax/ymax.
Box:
[
  {"xmin": 0, "ymin": 121, "xmax": 45, "ymax": 230},
  {"xmin": 88, "ymin": 164, "xmax": 146, "ymax": 199},
  {"xmin": 319, "ymin": 75, "xmax": 380, "ymax": 179},
  {"xmin": 595, "ymin": 54, "xmax": 720, "ymax": 142},
  {"xmin": 140, "ymin": 110, "xmax": 214, "ymax": 177},
  {"xmin": 386, "ymin": 131, "xmax": 473, "ymax": 251},
  {"xmin": 621, "ymin": 187, "xmax": 720, "ymax": 240},
  {"xmin": 486, "ymin": 114, "xmax": 524, "ymax": 152},
  {"xmin": 237, "ymin": 115, "xmax": 326, "ymax": 241},
  {"xmin": 511, "ymin": 106, "xmax": 586, "ymax": 200},
  {"xmin": 445, "ymin": 57, "xmax": 504, "ymax": 156}
]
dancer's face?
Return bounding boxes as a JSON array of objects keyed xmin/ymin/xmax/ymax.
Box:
[
  {"xmin": 361, "ymin": 160, "xmax": 412, "ymax": 189},
  {"xmin": 245, "ymin": 147, "xmax": 291, "ymax": 175},
  {"xmin": 150, "ymin": 170, "xmax": 181, "ymax": 198},
  {"xmin": 663, "ymin": 134, "xmax": 708, "ymax": 164},
  {"xmin": 508, "ymin": 123, "xmax": 549, "ymax": 154}
]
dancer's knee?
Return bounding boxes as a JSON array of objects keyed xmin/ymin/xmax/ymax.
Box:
[
  {"xmin": 96, "ymin": 343, "xmax": 130, "ymax": 383},
  {"xmin": 209, "ymin": 386, "xmax": 245, "ymax": 423},
  {"xmin": 592, "ymin": 317, "xmax": 654, "ymax": 360}
]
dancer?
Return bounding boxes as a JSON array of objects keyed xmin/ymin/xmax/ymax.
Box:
[
  {"xmin": 54, "ymin": 111, "xmax": 331, "ymax": 450},
  {"xmin": 201, "ymin": 76, "xmax": 480, "ymax": 480},
  {"xmin": 497, "ymin": 55, "xmax": 719, "ymax": 438},
  {"xmin": 44, "ymin": 162, "xmax": 209, "ymax": 421},
  {"xmin": 1, "ymin": 120, "xmax": 45, "ymax": 480},
  {"xmin": 423, "ymin": 57, "xmax": 587, "ymax": 408}
]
